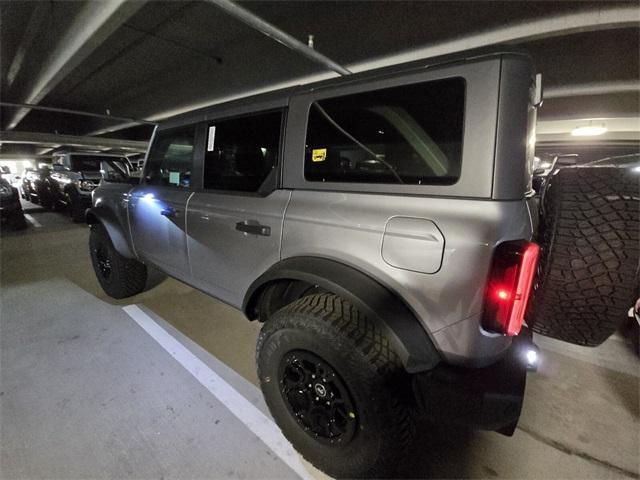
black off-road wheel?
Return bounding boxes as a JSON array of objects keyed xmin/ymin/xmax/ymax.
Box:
[
  {"xmin": 256, "ymin": 293, "xmax": 415, "ymax": 479},
  {"xmin": 529, "ymin": 166, "xmax": 639, "ymax": 346},
  {"xmin": 89, "ymin": 223, "xmax": 147, "ymax": 299}
]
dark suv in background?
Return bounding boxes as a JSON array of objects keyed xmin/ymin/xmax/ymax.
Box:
[
  {"xmin": 1, "ymin": 177, "xmax": 27, "ymax": 230},
  {"xmin": 21, "ymin": 165, "xmax": 51, "ymax": 205},
  {"xmin": 46, "ymin": 152, "xmax": 135, "ymax": 222}
]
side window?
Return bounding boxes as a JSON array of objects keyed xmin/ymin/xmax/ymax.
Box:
[
  {"xmin": 203, "ymin": 111, "xmax": 282, "ymax": 192},
  {"xmin": 304, "ymin": 77, "xmax": 465, "ymax": 185},
  {"xmin": 145, "ymin": 126, "xmax": 195, "ymax": 188}
]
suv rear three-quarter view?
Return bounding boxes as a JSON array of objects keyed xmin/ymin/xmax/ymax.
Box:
[{"xmin": 87, "ymin": 50, "xmax": 541, "ymax": 478}]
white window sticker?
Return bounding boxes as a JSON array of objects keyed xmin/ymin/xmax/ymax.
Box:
[
  {"xmin": 169, "ymin": 171, "xmax": 180, "ymax": 185},
  {"xmin": 207, "ymin": 126, "xmax": 216, "ymax": 152}
]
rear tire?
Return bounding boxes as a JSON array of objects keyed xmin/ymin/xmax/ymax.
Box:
[
  {"xmin": 256, "ymin": 293, "xmax": 414, "ymax": 478},
  {"xmin": 89, "ymin": 223, "xmax": 147, "ymax": 299},
  {"xmin": 529, "ymin": 166, "xmax": 639, "ymax": 346}
]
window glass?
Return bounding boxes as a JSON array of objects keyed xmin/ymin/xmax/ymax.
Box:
[
  {"xmin": 304, "ymin": 78, "xmax": 465, "ymax": 185},
  {"xmin": 145, "ymin": 127, "xmax": 195, "ymax": 188},
  {"xmin": 100, "ymin": 159, "xmax": 130, "ymax": 183},
  {"xmin": 70, "ymin": 155, "xmax": 105, "ymax": 172},
  {"xmin": 204, "ymin": 111, "xmax": 282, "ymax": 192}
]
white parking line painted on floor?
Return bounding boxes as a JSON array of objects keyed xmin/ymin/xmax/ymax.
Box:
[
  {"xmin": 122, "ymin": 304, "xmax": 312, "ymax": 480},
  {"xmin": 24, "ymin": 213, "xmax": 42, "ymax": 228}
]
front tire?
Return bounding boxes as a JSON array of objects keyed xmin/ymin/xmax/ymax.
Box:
[
  {"xmin": 89, "ymin": 223, "xmax": 147, "ymax": 299},
  {"xmin": 256, "ymin": 293, "xmax": 414, "ymax": 478}
]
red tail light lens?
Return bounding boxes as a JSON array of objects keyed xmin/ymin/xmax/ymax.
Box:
[{"xmin": 482, "ymin": 240, "xmax": 540, "ymax": 336}]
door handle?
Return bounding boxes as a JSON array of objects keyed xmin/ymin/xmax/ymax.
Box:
[
  {"xmin": 160, "ymin": 206, "xmax": 177, "ymax": 218},
  {"xmin": 235, "ymin": 221, "xmax": 271, "ymax": 236}
]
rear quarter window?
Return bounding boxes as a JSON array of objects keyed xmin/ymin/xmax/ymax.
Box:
[{"xmin": 304, "ymin": 77, "xmax": 465, "ymax": 186}]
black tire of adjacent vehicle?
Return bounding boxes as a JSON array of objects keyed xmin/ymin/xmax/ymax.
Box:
[
  {"xmin": 529, "ymin": 166, "xmax": 640, "ymax": 346},
  {"xmin": 256, "ymin": 293, "xmax": 415, "ymax": 479},
  {"xmin": 9, "ymin": 210, "xmax": 27, "ymax": 230},
  {"xmin": 39, "ymin": 184, "xmax": 54, "ymax": 210},
  {"xmin": 69, "ymin": 192, "xmax": 85, "ymax": 223},
  {"xmin": 89, "ymin": 223, "xmax": 147, "ymax": 299}
]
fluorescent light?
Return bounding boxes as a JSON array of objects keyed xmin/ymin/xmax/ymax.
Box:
[{"xmin": 571, "ymin": 125, "xmax": 608, "ymax": 136}]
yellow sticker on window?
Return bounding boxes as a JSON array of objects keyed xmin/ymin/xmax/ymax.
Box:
[{"xmin": 312, "ymin": 148, "xmax": 327, "ymax": 162}]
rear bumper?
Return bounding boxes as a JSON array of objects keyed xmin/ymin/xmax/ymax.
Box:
[{"xmin": 413, "ymin": 328, "xmax": 533, "ymax": 435}]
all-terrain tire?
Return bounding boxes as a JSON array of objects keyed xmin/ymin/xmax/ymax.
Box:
[
  {"xmin": 529, "ymin": 166, "xmax": 639, "ymax": 346},
  {"xmin": 89, "ymin": 223, "xmax": 147, "ymax": 299},
  {"xmin": 69, "ymin": 194, "xmax": 86, "ymax": 223},
  {"xmin": 256, "ymin": 293, "xmax": 415, "ymax": 479}
]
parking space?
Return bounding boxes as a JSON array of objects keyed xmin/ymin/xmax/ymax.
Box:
[
  {"xmin": 1, "ymin": 205, "xmax": 637, "ymax": 479},
  {"xmin": 1, "ymin": 4, "xmax": 638, "ymax": 477}
]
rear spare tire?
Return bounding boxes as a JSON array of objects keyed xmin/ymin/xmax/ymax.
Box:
[
  {"xmin": 529, "ymin": 166, "xmax": 639, "ymax": 346},
  {"xmin": 89, "ymin": 223, "xmax": 147, "ymax": 299},
  {"xmin": 256, "ymin": 293, "xmax": 415, "ymax": 478}
]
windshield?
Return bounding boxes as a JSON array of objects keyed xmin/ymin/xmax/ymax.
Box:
[{"xmin": 70, "ymin": 155, "xmax": 106, "ymax": 171}]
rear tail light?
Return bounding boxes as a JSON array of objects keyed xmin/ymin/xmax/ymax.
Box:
[{"xmin": 482, "ymin": 240, "xmax": 540, "ymax": 336}]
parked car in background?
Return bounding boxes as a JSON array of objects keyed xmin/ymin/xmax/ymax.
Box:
[
  {"xmin": 21, "ymin": 165, "xmax": 51, "ymax": 205},
  {"xmin": 45, "ymin": 152, "xmax": 134, "ymax": 222},
  {"xmin": 1, "ymin": 165, "xmax": 22, "ymax": 188},
  {"xmin": 1, "ymin": 177, "xmax": 27, "ymax": 230}
]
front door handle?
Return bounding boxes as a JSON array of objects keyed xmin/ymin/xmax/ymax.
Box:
[
  {"xmin": 160, "ymin": 206, "xmax": 177, "ymax": 218},
  {"xmin": 236, "ymin": 221, "xmax": 271, "ymax": 236}
]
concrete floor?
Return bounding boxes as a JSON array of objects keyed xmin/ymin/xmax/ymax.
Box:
[{"xmin": 1, "ymin": 201, "xmax": 638, "ymax": 479}]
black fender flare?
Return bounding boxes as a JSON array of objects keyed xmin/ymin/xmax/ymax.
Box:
[
  {"xmin": 244, "ymin": 257, "xmax": 441, "ymax": 373},
  {"xmin": 85, "ymin": 205, "xmax": 135, "ymax": 259}
]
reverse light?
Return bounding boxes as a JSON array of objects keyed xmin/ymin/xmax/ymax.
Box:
[{"xmin": 482, "ymin": 241, "xmax": 540, "ymax": 336}]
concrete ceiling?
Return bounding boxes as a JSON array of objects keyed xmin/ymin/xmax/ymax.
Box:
[{"xmin": 1, "ymin": 0, "xmax": 638, "ymax": 158}]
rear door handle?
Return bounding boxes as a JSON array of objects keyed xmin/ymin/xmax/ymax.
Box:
[{"xmin": 235, "ymin": 221, "xmax": 271, "ymax": 236}]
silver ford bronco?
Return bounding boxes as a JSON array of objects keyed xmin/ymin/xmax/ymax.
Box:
[{"xmin": 88, "ymin": 50, "xmax": 543, "ymax": 478}]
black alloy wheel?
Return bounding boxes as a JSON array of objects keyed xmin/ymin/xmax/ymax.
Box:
[
  {"xmin": 279, "ymin": 350, "xmax": 357, "ymax": 445},
  {"xmin": 94, "ymin": 244, "xmax": 112, "ymax": 281}
]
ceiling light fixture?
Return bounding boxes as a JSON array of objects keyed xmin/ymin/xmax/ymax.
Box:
[{"xmin": 571, "ymin": 124, "xmax": 608, "ymax": 136}]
